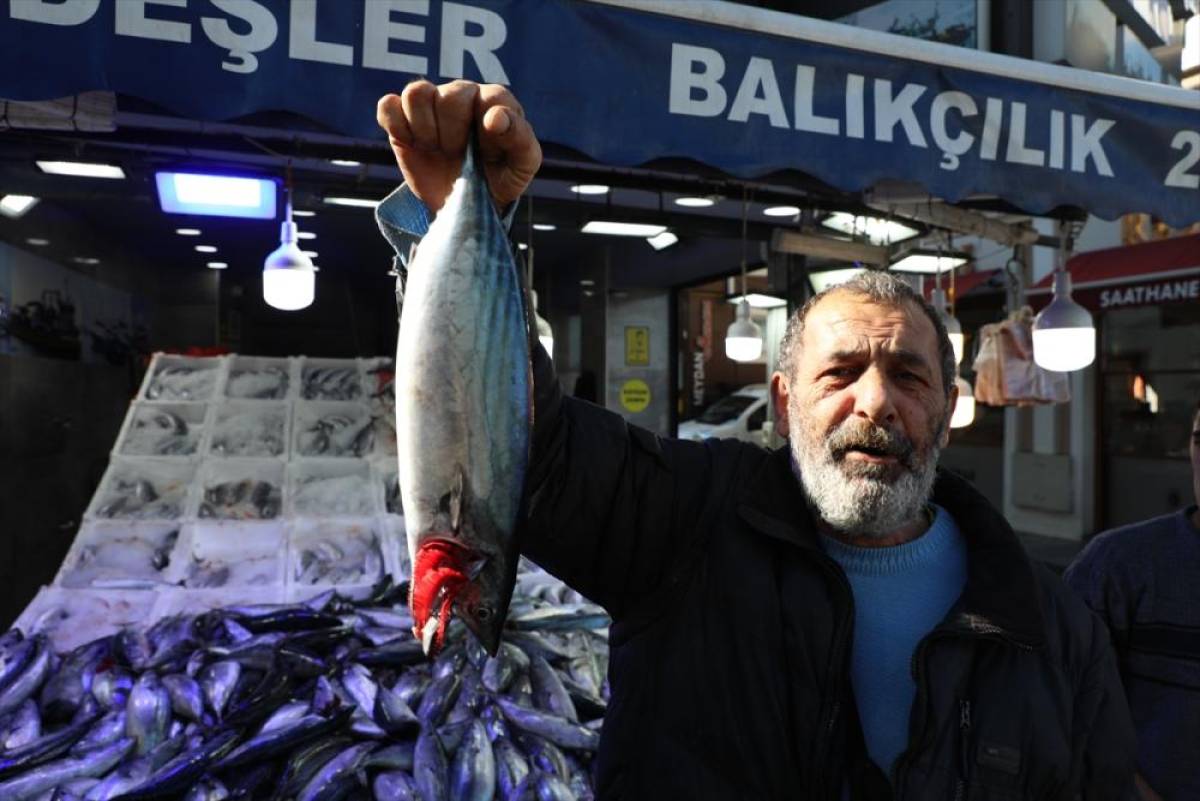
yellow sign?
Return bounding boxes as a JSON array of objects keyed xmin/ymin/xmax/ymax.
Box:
[
  {"xmin": 619, "ymin": 379, "xmax": 651, "ymax": 413},
  {"xmin": 624, "ymin": 326, "xmax": 650, "ymax": 366}
]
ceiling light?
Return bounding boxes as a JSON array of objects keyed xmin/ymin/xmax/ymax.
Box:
[
  {"xmin": 579, "ymin": 279, "xmax": 595, "ymax": 287},
  {"xmin": 647, "ymin": 231, "xmax": 678, "ymax": 250},
  {"xmin": 674, "ymin": 196, "xmax": 715, "ymax": 208},
  {"xmin": 323, "ymin": 196, "xmax": 379, "ymax": 209},
  {"xmin": 533, "ymin": 223, "xmax": 556, "ymax": 231},
  {"xmin": 0, "ymin": 195, "xmax": 38, "ymax": 218},
  {"xmin": 36, "ymin": 160, "xmax": 125, "ymax": 179},
  {"xmin": 206, "ymin": 261, "xmax": 228, "ymax": 270},
  {"xmin": 532, "ymin": 290, "xmax": 554, "ymax": 359},
  {"xmin": 1032, "ymin": 271, "xmax": 1095, "ymax": 372},
  {"xmin": 517, "ymin": 243, "xmax": 528, "ymax": 250},
  {"xmin": 822, "ymin": 211, "xmax": 919, "ymax": 245},
  {"xmin": 581, "ymin": 221, "xmax": 667, "ymax": 237},
  {"xmin": 889, "ymin": 250, "xmax": 970, "ymax": 274},
  {"xmin": 725, "ymin": 299, "xmax": 763, "ymax": 362},
  {"xmin": 297, "ymin": 231, "xmax": 316, "ymax": 240},
  {"xmin": 808, "ymin": 267, "xmax": 866, "ymax": 294},
  {"xmin": 156, "ymin": 172, "xmax": 277, "ymax": 219},
  {"xmin": 263, "ymin": 195, "xmax": 315, "ymax": 311},
  {"xmin": 71, "ymin": 257, "xmax": 100, "ymax": 265},
  {"xmin": 930, "ymin": 287, "xmax": 964, "ymax": 365},
  {"xmin": 302, "ymin": 250, "xmax": 318, "ymax": 258},
  {"xmin": 293, "ymin": 209, "xmax": 315, "ymax": 217},
  {"xmin": 570, "ymin": 184, "xmax": 609, "ymax": 195},
  {"xmin": 175, "ymin": 228, "xmax": 201, "ymax": 236},
  {"xmin": 763, "ymin": 205, "xmax": 800, "ymax": 217},
  {"xmin": 950, "ymin": 376, "xmax": 975, "ymax": 428},
  {"xmin": 726, "ymin": 293, "xmax": 787, "ymax": 309},
  {"xmin": 330, "ymin": 159, "xmax": 361, "ymax": 167},
  {"xmin": 195, "ymin": 245, "xmax": 218, "ymax": 253},
  {"xmin": 26, "ymin": 238, "xmax": 49, "ymax": 246}
]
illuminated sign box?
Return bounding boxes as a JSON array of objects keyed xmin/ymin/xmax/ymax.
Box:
[{"xmin": 155, "ymin": 172, "xmax": 277, "ymax": 219}]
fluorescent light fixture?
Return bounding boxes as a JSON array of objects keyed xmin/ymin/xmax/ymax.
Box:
[
  {"xmin": 582, "ymin": 221, "xmax": 667, "ymax": 237},
  {"xmin": 674, "ymin": 196, "xmax": 715, "ymax": 208},
  {"xmin": 195, "ymin": 245, "xmax": 218, "ymax": 253},
  {"xmin": 323, "ymin": 196, "xmax": 379, "ymax": 209},
  {"xmin": 570, "ymin": 184, "xmax": 609, "ymax": 195},
  {"xmin": 293, "ymin": 209, "xmax": 315, "ymax": 217},
  {"xmin": 26, "ymin": 238, "xmax": 49, "ymax": 246},
  {"xmin": 155, "ymin": 172, "xmax": 277, "ymax": 219},
  {"xmin": 36, "ymin": 160, "xmax": 125, "ymax": 179},
  {"xmin": 297, "ymin": 231, "xmax": 316, "ymax": 240},
  {"xmin": 517, "ymin": 243, "xmax": 529, "ymax": 250},
  {"xmin": 890, "ymin": 251, "xmax": 969, "ymax": 274},
  {"xmin": 175, "ymin": 228, "xmax": 201, "ymax": 236},
  {"xmin": 763, "ymin": 205, "xmax": 800, "ymax": 217},
  {"xmin": 330, "ymin": 159, "xmax": 361, "ymax": 167},
  {"xmin": 647, "ymin": 231, "xmax": 678, "ymax": 250},
  {"xmin": 207, "ymin": 261, "xmax": 228, "ymax": 270},
  {"xmin": 726, "ymin": 293, "xmax": 787, "ymax": 309},
  {"xmin": 808, "ymin": 267, "xmax": 866, "ymax": 294},
  {"xmin": 0, "ymin": 195, "xmax": 38, "ymax": 218},
  {"xmin": 72, "ymin": 257, "xmax": 100, "ymax": 265},
  {"xmin": 579, "ymin": 279, "xmax": 595, "ymax": 287},
  {"xmin": 533, "ymin": 223, "xmax": 556, "ymax": 231},
  {"xmin": 822, "ymin": 212, "xmax": 919, "ymax": 245}
]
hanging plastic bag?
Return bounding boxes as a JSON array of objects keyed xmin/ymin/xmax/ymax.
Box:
[{"xmin": 971, "ymin": 308, "xmax": 1069, "ymax": 405}]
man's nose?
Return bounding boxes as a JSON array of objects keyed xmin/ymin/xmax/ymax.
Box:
[{"xmin": 852, "ymin": 367, "xmax": 899, "ymax": 426}]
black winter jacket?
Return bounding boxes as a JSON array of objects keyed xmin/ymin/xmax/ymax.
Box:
[{"xmin": 522, "ymin": 348, "xmax": 1136, "ymax": 801}]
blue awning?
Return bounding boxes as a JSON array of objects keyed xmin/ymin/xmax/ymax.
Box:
[{"xmin": 1, "ymin": 0, "xmax": 1197, "ymax": 226}]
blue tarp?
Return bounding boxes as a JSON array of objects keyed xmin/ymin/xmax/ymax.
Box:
[{"xmin": 1, "ymin": 0, "xmax": 1197, "ymax": 225}]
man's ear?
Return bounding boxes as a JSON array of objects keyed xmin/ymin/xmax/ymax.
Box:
[
  {"xmin": 770, "ymin": 371, "xmax": 791, "ymax": 438},
  {"xmin": 939, "ymin": 382, "xmax": 960, "ymax": 448}
]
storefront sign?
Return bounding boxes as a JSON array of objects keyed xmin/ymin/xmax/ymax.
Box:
[
  {"xmin": 1097, "ymin": 275, "xmax": 1200, "ymax": 309},
  {"xmin": 619, "ymin": 378, "xmax": 651, "ymax": 413},
  {"xmin": 1, "ymin": 0, "xmax": 1196, "ymax": 225},
  {"xmin": 624, "ymin": 325, "xmax": 649, "ymax": 366}
]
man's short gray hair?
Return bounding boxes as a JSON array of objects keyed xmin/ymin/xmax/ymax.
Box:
[{"xmin": 776, "ymin": 270, "xmax": 956, "ymax": 397}]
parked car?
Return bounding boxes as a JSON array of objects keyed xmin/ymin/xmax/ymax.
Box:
[{"xmin": 677, "ymin": 384, "xmax": 769, "ymax": 443}]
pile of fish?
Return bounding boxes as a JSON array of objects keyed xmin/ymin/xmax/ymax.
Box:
[
  {"xmin": 145, "ymin": 366, "xmax": 217, "ymax": 402},
  {"xmin": 301, "ymin": 368, "xmax": 362, "ymax": 401},
  {"xmin": 209, "ymin": 409, "xmax": 286, "ymax": 458},
  {"xmin": 296, "ymin": 413, "xmax": 379, "ymax": 459},
  {"xmin": 291, "ymin": 528, "xmax": 385, "ymax": 586},
  {"xmin": 94, "ymin": 477, "xmax": 188, "ymax": 522},
  {"xmin": 290, "ymin": 475, "xmax": 375, "ymax": 519},
  {"xmin": 123, "ymin": 411, "xmax": 200, "ymax": 457},
  {"xmin": 0, "ymin": 579, "xmax": 609, "ymax": 800},
  {"xmin": 225, "ymin": 367, "xmax": 289, "ymax": 401},
  {"xmin": 198, "ymin": 480, "xmax": 281, "ymax": 521},
  {"xmin": 60, "ymin": 530, "xmax": 180, "ymax": 590}
]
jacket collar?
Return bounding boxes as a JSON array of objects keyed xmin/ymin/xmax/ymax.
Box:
[{"xmin": 737, "ymin": 446, "xmax": 1046, "ymax": 648}]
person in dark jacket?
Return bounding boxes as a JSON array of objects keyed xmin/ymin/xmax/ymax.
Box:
[
  {"xmin": 1066, "ymin": 398, "xmax": 1200, "ymax": 801},
  {"xmin": 376, "ymin": 79, "xmax": 1136, "ymax": 801}
]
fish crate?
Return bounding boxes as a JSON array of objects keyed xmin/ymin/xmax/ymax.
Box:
[
  {"xmin": 14, "ymin": 587, "xmax": 160, "ymax": 653},
  {"xmin": 223, "ymin": 355, "xmax": 296, "ymax": 401},
  {"xmin": 287, "ymin": 518, "xmax": 387, "ymax": 589},
  {"xmin": 196, "ymin": 459, "xmax": 285, "ymax": 521},
  {"xmin": 371, "ymin": 460, "xmax": 403, "ymax": 517},
  {"xmin": 206, "ymin": 401, "xmax": 290, "ymax": 459},
  {"xmin": 166, "ymin": 521, "xmax": 288, "ymax": 590},
  {"xmin": 291, "ymin": 400, "xmax": 379, "ymax": 459},
  {"xmin": 138, "ymin": 353, "xmax": 224, "ymax": 403},
  {"xmin": 361, "ymin": 356, "xmax": 395, "ymax": 410},
  {"xmin": 54, "ymin": 521, "xmax": 183, "ymax": 590},
  {"xmin": 297, "ymin": 357, "xmax": 366, "ymax": 401},
  {"xmin": 115, "ymin": 401, "xmax": 209, "ymax": 458},
  {"xmin": 287, "ymin": 459, "xmax": 379, "ymax": 518},
  {"xmin": 380, "ymin": 514, "xmax": 410, "ymax": 582},
  {"xmin": 85, "ymin": 458, "xmax": 198, "ymax": 522},
  {"xmin": 150, "ymin": 584, "xmax": 288, "ymax": 620}
]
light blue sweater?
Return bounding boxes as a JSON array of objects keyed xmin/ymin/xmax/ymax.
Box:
[{"xmin": 820, "ymin": 504, "xmax": 967, "ymax": 779}]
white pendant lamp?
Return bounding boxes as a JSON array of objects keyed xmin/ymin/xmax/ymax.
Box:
[
  {"xmin": 531, "ymin": 290, "xmax": 554, "ymax": 358},
  {"xmin": 930, "ymin": 287, "xmax": 964, "ymax": 366},
  {"xmin": 1033, "ymin": 235, "xmax": 1094, "ymax": 372},
  {"xmin": 726, "ymin": 193, "xmax": 763, "ymax": 363},
  {"xmin": 950, "ymin": 374, "xmax": 975, "ymax": 428},
  {"xmin": 263, "ymin": 166, "xmax": 315, "ymax": 311}
]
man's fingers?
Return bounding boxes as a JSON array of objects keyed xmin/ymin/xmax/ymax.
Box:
[
  {"xmin": 400, "ymin": 80, "xmax": 439, "ymax": 152},
  {"xmin": 481, "ymin": 109, "xmax": 542, "ymax": 206},
  {"xmin": 435, "ymin": 80, "xmax": 479, "ymax": 157},
  {"xmin": 476, "ymin": 83, "xmax": 525, "ymax": 120},
  {"xmin": 376, "ymin": 94, "xmax": 412, "ymax": 149}
]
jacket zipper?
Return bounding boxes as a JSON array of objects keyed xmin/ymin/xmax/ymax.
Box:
[
  {"xmin": 953, "ymin": 699, "xmax": 971, "ymax": 801},
  {"xmin": 810, "ymin": 554, "xmax": 855, "ymax": 801}
]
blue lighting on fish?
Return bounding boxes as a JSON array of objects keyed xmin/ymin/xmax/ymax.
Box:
[{"xmin": 155, "ymin": 172, "xmax": 277, "ymax": 219}]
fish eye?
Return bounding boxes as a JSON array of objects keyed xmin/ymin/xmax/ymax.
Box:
[{"xmin": 475, "ymin": 605, "xmax": 493, "ymax": 622}]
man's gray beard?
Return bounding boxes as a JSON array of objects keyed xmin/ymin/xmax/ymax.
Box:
[{"xmin": 790, "ymin": 418, "xmax": 942, "ymax": 540}]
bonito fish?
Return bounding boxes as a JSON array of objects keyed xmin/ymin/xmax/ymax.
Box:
[{"xmin": 395, "ymin": 132, "xmax": 533, "ymax": 657}]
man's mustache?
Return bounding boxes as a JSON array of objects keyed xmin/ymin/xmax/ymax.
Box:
[{"xmin": 826, "ymin": 420, "xmax": 916, "ymax": 469}]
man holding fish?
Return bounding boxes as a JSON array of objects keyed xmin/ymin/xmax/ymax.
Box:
[{"xmin": 377, "ymin": 79, "xmax": 1136, "ymax": 800}]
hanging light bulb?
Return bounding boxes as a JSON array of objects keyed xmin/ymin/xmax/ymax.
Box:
[
  {"xmin": 930, "ymin": 287, "xmax": 964, "ymax": 366},
  {"xmin": 725, "ymin": 191, "xmax": 763, "ymax": 363},
  {"xmin": 950, "ymin": 374, "xmax": 975, "ymax": 428},
  {"xmin": 530, "ymin": 290, "xmax": 554, "ymax": 358},
  {"xmin": 1032, "ymin": 271, "xmax": 1095, "ymax": 372},
  {"xmin": 263, "ymin": 165, "xmax": 315, "ymax": 311}
]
